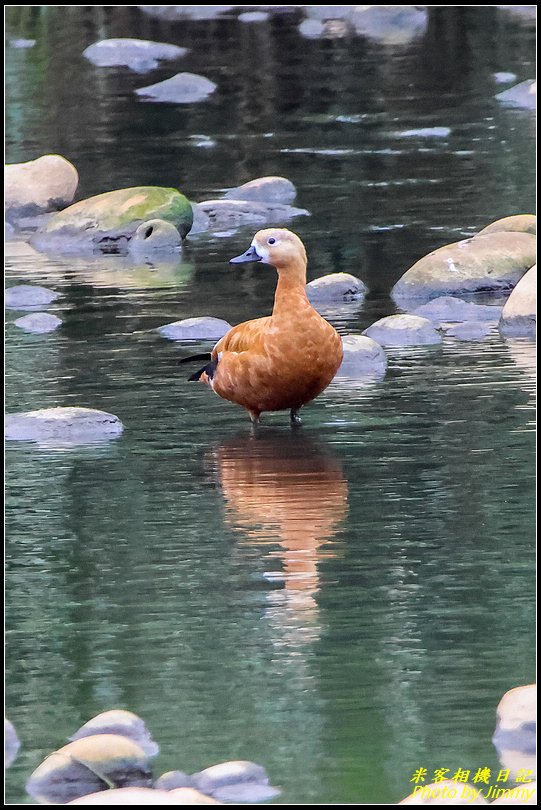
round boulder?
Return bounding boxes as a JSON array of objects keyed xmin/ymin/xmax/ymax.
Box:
[
  {"xmin": 14, "ymin": 312, "xmax": 62, "ymax": 333},
  {"xmin": 70, "ymin": 710, "xmax": 159, "ymax": 758},
  {"xmin": 499, "ymin": 265, "xmax": 536, "ymax": 337},
  {"xmin": 477, "ymin": 214, "xmax": 536, "ymax": 237},
  {"xmin": 412, "ymin": 296, "xmax": 502, "ymax": 324},
  {"xmin": 363, "ymin": 315, "xmax": 442, "ymax": 347},
  {"xmin": 158, "ymin": 317, "xmax": 231, "ymax": 341},
  {"xmin": 135, "ymin": 73, "xmax": 217, "ymax": 104},
  {"xmin": 192, "ymin": 761, "xmax": 269, "ymax": 795},
  {"xmin": 5, "ymin": 155, "xmax": 78, "ymax": 220},
  {"xmin": 337, "ymin": 335, "xmax": 387, "ymax": 377},
  {"xmin": 496, "ymin": 79, "xmax": 536, "ymax": 109},
  {"xmin": 192, "ymin": 199, "xmax": 308, "ymax": 233},
  {"xmin": 130, "ymin": 219, "xmax": 182, "ymax": 254},
  {"xmin": 391, "ymin": 232, "xmax": 536, "ymax": 304},
  {"xmin": 154, "ymin": 771, "xmax": 194, "ymax": 790},
  {"xmin": 5, "ymin": 718, "xmax": 20, "ymax": 768},
  {"xmin": 224, "ymin": 176, "xmax": 297, "ymax": 205},
  {"xmin": 306, "ymin": 272, "xmax": 367, "ymax": 303},
  {"xmin": 5, "ymin": 407, "xmax": 124, "ymax": 443},
  {"xmin": 83, "ymin": 38, "xmax": 188, "ymax": 73},
  {"xmin": 5, "ymin": 284, "xmax": 60, "ymax": 310}
]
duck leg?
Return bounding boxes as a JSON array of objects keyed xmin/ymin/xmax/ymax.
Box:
[
  {"xmin": 290, "ymin": 408, "xmax": 302, "ymax": 425},
  {"xmin": 248, "ymin": 409, "xmax": 261, "ymax": 425}
]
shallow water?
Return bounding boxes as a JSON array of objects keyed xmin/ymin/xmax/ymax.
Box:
[{"xmin": 5, "ymin": 6, "xmax": 536, "ymax": 805}]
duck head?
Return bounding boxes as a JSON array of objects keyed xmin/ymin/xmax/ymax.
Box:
[{"xmin": 230, "ymin": 228, "xmax": 307, "ymax": 273}]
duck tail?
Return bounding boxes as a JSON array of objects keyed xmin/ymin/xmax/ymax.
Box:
[
  {"xmin": 187, "ymin": 357, "xmax": 219, "ymax": 383},
  {"xmin": 178, "ymin": 352, "xmax": 213, "ymax": 365}
]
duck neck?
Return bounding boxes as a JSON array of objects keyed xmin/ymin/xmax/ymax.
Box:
[{"xmin": 273, "ymin": 260, "xmax": 309, "ymax": 315}]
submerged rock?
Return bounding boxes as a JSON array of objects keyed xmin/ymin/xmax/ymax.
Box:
[
  {"xmin": 5, "ymin": 718, "xmax": 20, "ymax": 768},
  {"xmin": 26, "ymin": 734, "xmax": 152, "ymax": 804},
  {"xmin": 363, "ymin": 314, "xmax": 442, "ymax": 347},
  {"xmin": 496, "ymin": 79, "xmax": 536, "ymax": 110},
  {"xmin": 137, "ymin": 5, "xmax": 235, "ymax": 20},
  {"xmin": 14, "ymin": 312, "xmax": 62, "ymax": 333},
  {"xmin": 67, "ymin": 787, "xmax": 191, "ymax": 804},
  {"xmin": 33, "ymin": 187, "xmax": 193, "ymax": 252},
  {"xmin": 135, "ymin": 73, "xmax": 217, "ymax": 104},
  {"xmin": 5, "ymin": 155, "xmax": 78, "ymax": 220},
  {"xmin": 70, "ymin": 710, "xmax": 159, "ymax": 758},
  {"xmin": 192, "ymin": 199, "xmax": 308, "ymax": 233},
  {"xmin": 399, "ymin": 779, "xmax": 488, "ymax": 804},
  {"xmin": 154, "ymin": 771, "xmax": 194, "ymax": 790},
  {"xmin": 211, "ymin": 783, "xmax": 281, "ymax": 803},
  {"xmin": 499, "ymin": 265, "xmax": 536, "ymax": 337},
  {"xmin": 477, "ymin": 214, "xmax": 536, "ymax": 237},
  {"xmin": 192, "ymin": 761, "xmax": 269, "ymax": 795},
  {"xmin": 239, "ymin": 11, "xmax": 269, "ymax": 23},
  {"xmin": 445, "ymin": 321, "xmax": 493, "ymax": 341},
  {"xmin": 83, "ymin": 38, "xmax": 188, "ymax": 72},
  {"xmin": 412, "ymin": 296, "xmax": 502, "ymax": 324},
  {"xmin": 306, "ymin": 272, "xmax": 367, "ymax": 303},
  {"xmin": 391, "ymin": 232, "xmax": 536, "ymax": 304},
  {"xmin": 5, "ymin": 407, "xmax": 124, "ymax": 443},
  {"xmin": 336, "ymin": 335, "xmax": 387, "ymax": 377},
  {"xmin": 129, "ymin": 219, "xmax": 182, "ymax": 254},
  {"xmin": 5, "ymin": 284, "xmax": 60, "ymax": 310},
  {"xmin": 9, "ymin": 38, "xmax": 36, "ymax": 48},
  {"xmin": 349, "ymin": 5, "xmax": 428, "ymax": 44},
  {"xmin": 494, "ymin": 71, "xmax": 518, "ymax": 84},
  {"xmin": 158, "ymin": 317, "xmax": 231, "ymax": 341},
  {"xmin": 224, "ymin": 176, "xmax": 297, "ymax": 205}
]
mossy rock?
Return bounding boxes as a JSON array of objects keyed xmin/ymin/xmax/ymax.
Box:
[
  {"xmin": 392, "ymin": 232, "xmax": 536, "ymax": 304},
  {"xmin": 34, "ymin": 187, "xmax": 193, "ymax": 252},
  {"xmin": 477, "ymin": 214, "xmax": 536, "ymax": 237}
]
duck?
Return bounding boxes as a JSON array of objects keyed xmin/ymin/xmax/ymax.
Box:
[{"xmin": 181, "ymin": 228, "xmax": 343, "ymax": 424}]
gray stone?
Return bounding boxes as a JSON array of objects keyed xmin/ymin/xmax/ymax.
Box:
[
  {"xmin": 69, "ymin": 710, "xmax": 159, "ymax": 758},
  {"xmin": 445, "ymin": 321, "xmax": 493, "ymax": 341},
  {"xmin": 5, "ymin": 284, "xmax": 60, "ymax": 310},
  {"xmin": 9, "ymin": 38, "xmax": 36, "ymax": 48},
  {"xmin": 83, "ymin": 38, "xmax": 188, "ymax": 73},
  {"xmin": 14, "ymin": 312, "xmax": 63, "ymax": 333},
  {"xmin": 239, "ymin": 11, "xmax": 269, "ymax": 23},
  {"xmin": 224, "ymin": 176, "xmax": 297, "ymax": 205},
  {"xmin": 398, "ymin": 127, "xmax": 451, "ymax": 138},
  {"xmin": 298, "ymin": 19, "xmax": 326, "ymax": 39},
  {"xmin": 129, "ymin": 219, "xmax": 182, "ymax": 254},
  {"xmin": 5, "ymin": 407, "xmax": 124, "ymax": 443},
  {"xmin": 5, "ymin": 718, "xmax": 20, "ymax": 768},
  {"xmin": 349, "ymin": 5, "xmax": 428, "ymax": 44},
  {"xmin": 158, "ymin": 317, "xmax": 231, "ymax": 341},
  {"xmin": 496, "ymin": 79, "xmax": 536, "ymax": 110},
  {"xmin": 494, "ymin": 71, "xmax": 517, "ymax": 84},
  {"xmin": 212, "ymin": 783, "xmax": 281, "ymax": 803},
  {"xmin": 154, "ymin": 771, "xmax": 194, "ymax": 790},
  {"xmin": 363, "ymin": 315, "xmax": 442, "ymax": 347},
  {"xmin": 192, "ymin": 199, "xmax": 309, "ymax": 233},
  {"xmin": 5, "ymin": 154, "xmax": 78, "ymax": 219},
  {"xmin": 306, "ymin": 272, "xmax": 367, "ymax": 303},
  {"xmin": 499, "ymin": 265, "xmax": 536, "ymax": 337},
  {"xmin": 337, "ymin": 335, "xmax": 387, "ymax": 377},
  {"xmin": 135, "ymin": 72, "xmax": 217, "ymax": 104},
  {"xmin": 137, "ymin": 5, "xmax": 235, "ymax": 20},
  {"xmin": 412, "ymin": 296, "xmax": 502, "ymax": 324},
  {"xmin": 192, "ymin": 761, "xmax": 269, "ymax": 794}
]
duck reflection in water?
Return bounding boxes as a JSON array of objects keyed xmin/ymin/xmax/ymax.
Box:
[{"xmin": 208, "ymin": 430, "xmax": 348, "ymax": 643}]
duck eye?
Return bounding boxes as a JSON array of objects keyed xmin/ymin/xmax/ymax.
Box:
[{"xmin": 267, "ymin": 237, "xmax": 276, "ymax": 245}]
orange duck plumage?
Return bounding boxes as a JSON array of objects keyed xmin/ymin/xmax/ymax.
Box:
[{"xmin": 188, "ymin": 228, "xmax": 343, "ymax": 424}]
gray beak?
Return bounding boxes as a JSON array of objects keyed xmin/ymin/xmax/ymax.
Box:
[{"xmin": 229, "ymin": 245, "xmax": 263, "ymax": 264}]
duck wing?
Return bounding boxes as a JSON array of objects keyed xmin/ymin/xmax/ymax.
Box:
[{"xmin": 212, "ymin": 316, "xmax": 271, "ymax": 357}]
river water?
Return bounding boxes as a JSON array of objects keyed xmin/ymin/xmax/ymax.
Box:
[{"xmin": 5, "ymin": 6, "xmax": 536, "ymax": 805}]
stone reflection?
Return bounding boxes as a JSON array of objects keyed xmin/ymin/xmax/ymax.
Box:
[{"xmin": 210, "ymin": 430, "xmax": 348, "ymax": 637}]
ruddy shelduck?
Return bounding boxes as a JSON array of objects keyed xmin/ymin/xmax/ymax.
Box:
[{"xmin": 183, "ymin": 228, "xmax": 343, "ymax": 424}]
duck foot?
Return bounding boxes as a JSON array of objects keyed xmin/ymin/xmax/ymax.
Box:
[
  {"xmin": 290, "ymin": 408, "xmax": 302, "ymax": 425},
  {"xmin": 248, "ymin": 410, "xmax": 261, "ymax": 425}
]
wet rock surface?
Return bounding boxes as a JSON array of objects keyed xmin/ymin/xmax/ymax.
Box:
[
  {"xmin": 306, "ymin": 272, "xmax": 367, "ymax": 303},
  {"xmin": 5, "ymin": 407, "xmax": 124, "ymax": 443},
  {"xmin": 5, "ymin": 284, "xmax": 60, "ymax": 310},
  {"xmin": 135, "ymin": 73, "xmax": 217, "ymax": 104},
  {"xmin": 158, "ymin": 317, "xmax": 231, "ymax": 341},
  {"xmin": 499, "ymin": 265, "xmax": 536, "ymax": 337},
  {"xmin": 5, "ymin": 154, "xmax": 78, "ymax": 220},
  {"xmin": 13, "ymin": 312, "xmax": 62, "ymax": 333},
  {"xmin": 83, "ymin": 38, "xmax": 188, "ymax": 72},
  {"xmin": 363, "ymin": 314, "xmax": 442, "ymax": 347},
  {"xmin": 336, "ymin": 335, "xmax": 387, "ymax": 377},
  {"xmin": 70, "ymin": 710, "xmax": 159, "ymax": 758}
]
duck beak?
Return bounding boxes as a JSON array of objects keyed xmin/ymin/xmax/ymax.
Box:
[{"xmin": 229, "ymin": 245, "xmax": 263, "ymax": 264}]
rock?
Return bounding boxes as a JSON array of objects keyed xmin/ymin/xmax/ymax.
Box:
[
  {"xmin": 5, "ymin": 718, "xmax": 20, "ymax": 768},
  {"xmin": 399, "ymin": 779, "xmax": 488, "ymax": 804},
  {"xmin": 496, "ymin": 80, "xmax": 536, "ymax": 110},
  {"xmin": 169, "ymin": 788, "xmax": 221, "ymax": 804},
  {"xmin": 349, "ymin": 5, "xmax": 428, "ymax": 45},
  {"xmin": 69, "ymin": 710, "xmax": 159, "ymax": 758},
  {"xmin": 499, "ymin": 265, "xmax": 536, "ymax": 337},
  {"xmin": 33, "ymin": 187, "xmax": 193, "ymax": 252},
  {"xmin": 493, "ymin": 684, "xmax": 537, "ymax": 764},
  {"xmin": 192, "ymin": 199, "xmax": 308, "ymax": 233},
  {"xmin": 398, "ymin": 127, "xmax": 451, "ymax": 138},
  {"xmin": 14, "ymin": 312, "xmax": 63, "ymax": 333},
  {"xmin": 192, "ymin": 761, "xmax": 269, "ymax": 795},
  {"xmin": 412, "ymin": 296, "xmax": 502, "ymax": 324},
  {"xmin": 158, "ymin": 317, "xmax": 231, "ymax": 341},
  {"xmin": 5, "ymin": 407, "xmax": 124, "ymax": 443},
  {"xmin": 135, "ymin": 73, "xmax": 217, "ymax": 104},
  {"xmin": 67, "ymin": 787, "xmax": 192, "ymax": 804},
  {"xmin": 491, "ymin": 783, "xmax": 537, "ymax": 804},
  {"xmin": 306, "ymin": 272, "xmax": 367, "ymax": 303},
  {"xmin": 137, "ymin": 5, "xmax": 235, "ymax": 20},
  {"xmin": 298, "ymin": 19, "xmax": 325, "ymax": 39},
  {"xmin": 445, "ymin": 321, "xmax": 494, "ymax": 341},
  {"xmin": 391, "ymin": 232, "xmax": 536, "ymax": 304},
  {"xmin": 211, "ymin": 783, "xmax": 281, "ymax": 803},
  {"xmin": 5, "ymin": 284, "xmax": 60, "ymax": 310},
  {"xmin": 336, "ymin": 335, "xmax": 387, "ymax": 377},
  {"xmin": 26, "ymin": 735, "xmax": 152, "ymax": 804},
  {"xmin": 83, "ymin": 38, "xmax": 188, "ymax": 73},
  {"xmin": 477, "ymin": 214, "xmax": 536, "ymax": 237},
  {"xmin": 154, "ymin": 771, "xmax": 194, "ymax": 790},
  {"xmin": 5, "ymin": 155, "xmax": 78, "ymax": 220},
  {"xmin": 494, "ymin": 72, "xmax": 518, "ymax": 84},
  {"xmin": 239, "ymin": 11, "xmax": 269, "ymax": 23},
  {"xmin": 129, "ymin": 219, "xmax": 182, "ymax": 254},
  {"xmin": 9, "ymin": 38, "xmax": 36, "ymax": 48},
  {"xmin": 224, "ymin": 176, "xmax": 297, "ymax": 205},
  {"xmin": 363, "ymin": 314, "xmax": 442, "ymax": 347}
]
